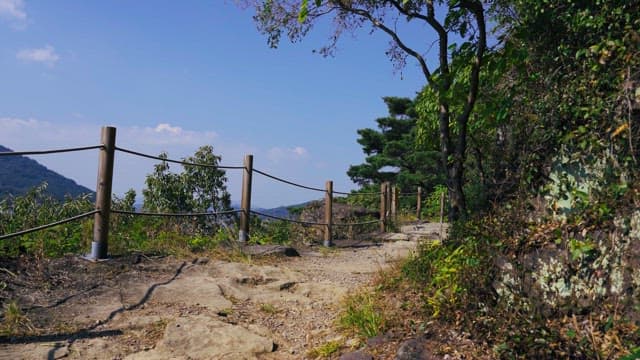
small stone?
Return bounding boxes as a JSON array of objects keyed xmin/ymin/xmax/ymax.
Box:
[
  {"xmin": 396, "ymin": 337, "xmax": 437, "ymax": 360},
  {"xmin": 345, "ymin": 338, "xmax": 360, "ymax": 348},
  {"xmin": 366, "ymin": 333, "xmax": 390, "ymax": 347}
]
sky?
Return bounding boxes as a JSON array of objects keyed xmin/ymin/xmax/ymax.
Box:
[{"xmin": 0, "ymin": 0, "xmax": 432, "ymax": 208}]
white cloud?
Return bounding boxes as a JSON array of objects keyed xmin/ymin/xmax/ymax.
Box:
[
  {"xmin": 125, "ymin": 123, "xmax": 217, "ymax": 146},
  {"xmin": 154, "ymin": 123, "xmax": 182, "ymax": 135},
  {"xmin": 267, "ymin": 146, "xmax": 309, "ymax": 163},
  {"xmin": 0, "ymin": 0, "xmax": 26, "ymax": 26},
  {"xmin": 292, "ymin": 146, "xmax": 308, "ymax": 156},
  {"xmin": 16, "ymin": 45, "xmax": 60, "ymax": 67}
]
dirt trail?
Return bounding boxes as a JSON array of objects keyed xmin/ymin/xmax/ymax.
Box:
[{"xmin": 0, "ymin": 223, "xmax": 443, "ymax": 360}]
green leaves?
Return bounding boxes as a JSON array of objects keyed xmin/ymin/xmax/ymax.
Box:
[
  {"xmin": 297, "ymin": 0, "xmax": 309, "ymax": 23},
  {"xmin": 348, "ymin": 96, "xmax": 444, "ymax": 192}
]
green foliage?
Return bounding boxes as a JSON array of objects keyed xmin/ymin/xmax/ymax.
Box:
[
  {"xmin": 402, "ymin": 238, "xmax": 485, "ymax": 318},
  {"xmin": 249, "ymin": 218, "xmax": 291, "ymax": 245},
  {"xmin": 143, "ymin": 146, "xmax": 231, "ymax": 216},
  {"xmin": 348, "ymin": 97, "xmax": 443, "ymax": 194},
  {"xmin": 339, "ymin": 291, "xmax": 386, "ymax": 339},
  {"xmin": 307, "ymin": 340, "xmax": 343, "ymax": 358},
  {"xmin": 423, "ymin": 184, "xmax": 447, "ymax": 220},
  {"xmin": 142, "ymin": 146, "xmax": 233, "ymax": 238},
  {"xmin": 340, "ymin": 183, "xmax": 380, "ymax": 210},
  {"xmin": 182, "ymin": 146, "xmax": 232, "ymax": 213},
  {"xmin": 620, "ymin": 348, "xmax": 640, "ymax": 360},
  {"xmin": 0, "ymin": 301, "xmax": 34, "ymax": 336},
  {"xmin": 0, "ymin": 183, "xmax": 93, "ymax": 257}
]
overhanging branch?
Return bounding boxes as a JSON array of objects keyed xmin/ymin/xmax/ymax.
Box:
[{"xmin": 334, "ymin": 2, "xmax": 433, "ymax": 82}]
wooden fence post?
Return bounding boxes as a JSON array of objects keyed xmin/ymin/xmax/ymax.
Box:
[
  {"xmin": 439, "ymin": 191, "xmax": 445, "ymax": 240},
  {"xmin": 379, "ymin": 182, "xmax": 387, "ymax": 232},
  {"xmin": 239, "ymin": 154, "xmax": 253, "ymax": 243},
  {"xmin": 324, "ymin": 180, "xmax": 333, "ymax": 247},
  {"xmin": 391, "ymin": 185, "xmax": 398, "ymax": 224},
  {"xmin": 91, "ymin": 126, "xmax": 116, "ymax": 260},
  {"xmin": 416, "ymin": 186, "xmax": 422, "ymax": 220},
  {"xmin": 385, "ymin": 182, "xmax": 392, "ymax": 227}
]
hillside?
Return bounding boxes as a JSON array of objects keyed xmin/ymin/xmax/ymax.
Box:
[{"xmin": 0, "ymin": 145, "xmax": 93, "ymax": 200}]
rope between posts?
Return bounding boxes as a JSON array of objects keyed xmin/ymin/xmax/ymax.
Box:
[
  {"xmin": 0, "ymin": 145, "xmax": 104, "ymax": 156},
  {"xmin": 250, "ymin": 210, "xmax": 380, "ymax": 228},
  {"xmin": 115, "ymin": 146, "xmax": 244, "ymax": 170},
  {"xmin": 253, "ymin": 169, "xmax": 326, "ymax": 193},
  {"xmin": 0, "ymin": 210, "xmax": 99, "ymax": 241},
  {"xmin": 249, "ymin": 210, "xmax": 328, "ymax": 226},
  {"xmin": 333, "ymin": 219, "xmax": 380, "ymax": 227},
  {"xmin": 333, "ymin": 190, "xmax": 379, "ymax": 196},
  {"xmin": 112, "ymin": 209, "xmax": 241, "ymax": 217}
]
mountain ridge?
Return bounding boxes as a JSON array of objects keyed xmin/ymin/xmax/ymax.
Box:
[{"xmin": 0, "ymin": 145, "xmax": 94, "ymax": 200}]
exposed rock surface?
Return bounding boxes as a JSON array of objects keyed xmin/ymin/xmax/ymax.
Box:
[{"xmin": 0, "ymin": 224, "xmax": 442, "ymax": 360}]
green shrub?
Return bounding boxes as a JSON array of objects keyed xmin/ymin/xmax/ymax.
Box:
[
  {"xmin": 422, "ymin": 184, "xmax": 447, "ymax": 220},
  {"xmin": 0, "ymin": 183, "xmax": 93, "ymax": 257},
  {"xmin": 250, "ymin": 219, "xmax": 291, "ymax": 245},
  {"xmin": 402, "ymin": 235, "xmax": 488, "ymax": 319}
]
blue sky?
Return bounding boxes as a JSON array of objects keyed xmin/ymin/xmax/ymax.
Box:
[{"xmin": 0, "ymin": 0, "xmax": 431, "ymax": 208}]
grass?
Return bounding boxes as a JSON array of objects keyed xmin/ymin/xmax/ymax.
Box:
[
  {"xmin": 307, "ymin": 339, "xmax": 343, "ymax": 358},
  {"xmin": 0, "ymin": 301, "xmax": 35, "ymax": 336},
  {"xmin": 338, "ymin": 290, "xmax": 386, "ymax": 339},
  {"xmin": 143, "ymin": 319, "xmax": 169, "ymax": 342},
  {"xmin": 259, "ymin": 303, "xmax": 279, "ymax": 314}
]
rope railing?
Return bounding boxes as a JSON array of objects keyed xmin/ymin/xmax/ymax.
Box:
[
  {"xmin": 253, "ymin": 168, "xmax": 327, "ymax": 193},
  {"xmin": 334, "ymin": 219, "xmax": 380, "ymax": 227},
  {"xmin": 1, "ymin": 127, "xmax": 429, "ymax": 257},
  {"xmin": 333, "ymin": 190, "xmax": 379, "ymax": 196},
  {"xmin": 250, "ymin": 210, "xmax": 380, "ymax": 228},
  {"xmin": 115, "ymin": 146, "xmax": 244, "ymax": 170},
  {"xmin": 0, "ymin": 145, "xmax": 104, "ymax": 156},
  {"xmin": 112, "ymin": 209, "xmax": 241, "ymax": 217},
  {"xmin": 250, "ymin": 210, "xmax": 327, "ymax": 226},
  {"xmin": 0, "ymin": 210, "xmax": 99, "ymax": 241},
  {"xmin": 399, "ymin": 192, "xmax": 419, "ymax": 196}
]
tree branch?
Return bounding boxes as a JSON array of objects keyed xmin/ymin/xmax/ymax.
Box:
[
  {"xmin": 457, "ymin": 0, "xmax": 486, "ymax": 124},
  {"xmin": 334, "ymin": 2, "xmax": 432, "ymax": 82}
]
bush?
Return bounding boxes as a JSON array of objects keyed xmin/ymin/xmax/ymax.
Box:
[{"xmin": 0, "ymin": 183, "xmax": 93, "ymax": 257}]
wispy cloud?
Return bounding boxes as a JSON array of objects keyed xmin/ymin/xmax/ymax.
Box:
[
  {"xmin": 267, "ymin": 146, "xmax": 309, "ymax": 163},
  {"xmin": 0, "ymin": 0, "xmax": 26, "ymax": 28},
  {"xmin": 126, "ymin": 123, "xmax": 218, "ymax": 146},
  {"xmin": 16, "ymin": 45, "xmax": 60, "ymax": 67}
]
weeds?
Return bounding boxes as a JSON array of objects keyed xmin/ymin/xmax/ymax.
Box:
[
  {"xmin": 402, "ymin": 238, "xmax": 486, "ymax": 318},
  {"xmin": 338, "ymin": 290, "xmax": 386, "ymax": 339},
  {"xmin": 259, "ymin": 303, "xmax": 279, "ymax": 314},
  {"xmin": 0, "ymin": 301, "xmax": 35, "ymax": 336},
  {"xmin": 307, "ymin": 339, "xmax": 343, "ymax": 358}
]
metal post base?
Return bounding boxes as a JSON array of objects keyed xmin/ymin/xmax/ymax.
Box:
[{"xmin": 80, "ymin": 241, "xmax": 109, "ymax": 262}]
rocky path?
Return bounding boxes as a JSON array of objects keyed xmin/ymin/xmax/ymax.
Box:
[{"xmin": 0, "ymin": 223, "xmax": 443, "ymax": 360}]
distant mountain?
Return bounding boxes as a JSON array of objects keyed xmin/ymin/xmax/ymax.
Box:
[
  {"xmin": 231, "ymin": 201, "xmax": 314, "ymax": 220},
  {"xmin": 0, "ymin": 145, "xmax": 94, "ymax": 200},
  {"xmin": 254, "ymin": 205, "xmax": 293, "ymax": 219}
]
